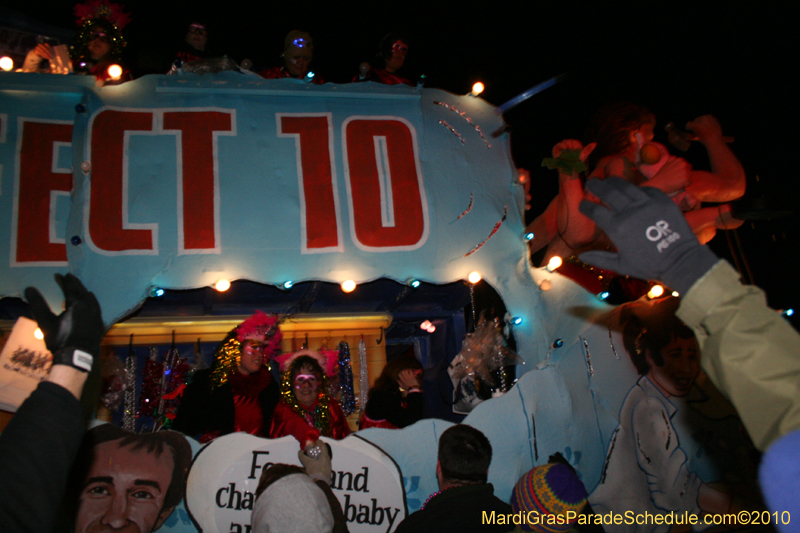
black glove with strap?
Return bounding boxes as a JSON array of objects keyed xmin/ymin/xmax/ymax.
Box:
[
  {"xmin": 24, "ymin": 274, "xmax": 105, "ymax": 373},
  {"xmin": 578, "ymin": 177, "xmax": 719, "ymax": 295}
]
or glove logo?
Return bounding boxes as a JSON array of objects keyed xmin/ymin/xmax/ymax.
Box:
[{"xmin": 646, "ymin": 220, "xmax": 681, "ymax": 252}]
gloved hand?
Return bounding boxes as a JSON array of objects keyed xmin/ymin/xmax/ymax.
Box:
[
  {"xmin": 578, "ymin": 178, "xmax": 719, "ymax": 295},
  {"xmin": 24, "ymin": 274, "xmax": 105, "ymax": 373},
  {"xmin": 298, "ymin": 439, "xmax": 333, "ymax": 485}
]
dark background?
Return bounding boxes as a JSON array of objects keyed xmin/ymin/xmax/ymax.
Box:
[{"xmin": 7, "ymin": 0, "xmax": 799, "ymax": 318}]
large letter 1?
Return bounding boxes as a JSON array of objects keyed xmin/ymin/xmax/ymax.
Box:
[
  {"xmin": 164, "ymin": 110, "xmax": 233, "ymax": 253},
  {"xmin": 278, "ymin": 114, "xmax": 341, "ymax": 253},
  {"xmin": 343, "ymin": 118, "xmax": 428, "ymax": 251}
]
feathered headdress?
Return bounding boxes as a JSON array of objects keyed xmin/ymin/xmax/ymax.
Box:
[{"xmin": 71, "ymin": 0, "xmax": 130, "ymax": 63}]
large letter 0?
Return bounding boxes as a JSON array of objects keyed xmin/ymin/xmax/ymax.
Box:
[
  {"xmin": 343, "ymin": 117, "xmax": 428, "ymax": 251},
  {"xmin": 278, "ymin": 114, "xmax": 341, "ymax": 253},
  {"xmin": 87, "ymin": 110, "xmax": 156, "ymax": 253}
]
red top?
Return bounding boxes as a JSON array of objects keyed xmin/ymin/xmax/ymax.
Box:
[
  {"xmin": 269, "ymin": 396, "xmax": 351, "ymax": 442},
  {"xmin": 258, "ymin": 66, "xmax": 325, "ymax": 85}
]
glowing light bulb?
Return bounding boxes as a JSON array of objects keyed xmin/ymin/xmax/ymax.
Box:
[
  {"xmin": 341, "ymin": 280, "xmax": 356, "ymax": 293},
  {"xmin": 283, "ymin": 281, "xmax": 294, "ymax": 289},
  {"xmin": 468, "ymin": 271, "xmax": 482, "ymax": 284},
  {"xmin": 539, "ymin": 279, "xmax": 552, "ymax": 291},
  {"xmin": 671, "ymin": 291, "xmax": 680, "ymax": 297},
  {"xmin": 408, "ymin": 279, "xmax": 421, "ymax": 288},
  {"xmin": 597, "ymin": 291, "xmax": 610, "ymax": 301},
  {"xmin": 511, "ymin": 316, "xmax": 523, "ymax": 326},
  {"xmin": 426, "ymin": 324, "xmax": 436, "ymax": 333},
  {"xmin": 420, "ymin": 320, "xmax": 432, "ymax": 330},
  {"xmin": 34, "ymin": 328, "xmax": 44, "ymax": 340},
  {"xmin": 149, "ymin": 286, "xmax": 165, "ymax": 298},
  {"xmin": 782, "ymin": 309, "xmax": 795, "ymax": 317},
  {"xmin": 546, "ymin": 256, "xmax": 563, "ymax": 272},
  {"xmin": 107, "ymin": 64, "xmax": 123, "ymax": 80},
  {"xmin": 470, "ymin": 82, "xmax": 485, "ymax": 96},
  {"xmin": 0, "ymin": 56, "xmax": 14, "ymax": 71},
  {"xmin": 524, "ymin": 232, "xmax": 535, "ymax": 241},
  {"xmin": 215, "ymin": 279, "xmax": 231, "ymax": 292},
  {"xmin": 647, "ymin": 285, "xmax": 664, "ymax": 299}
]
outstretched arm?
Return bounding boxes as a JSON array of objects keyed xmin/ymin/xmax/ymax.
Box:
[{"xmin": 685, "ymin": 115, "xmax": 746, "ymax": 202}]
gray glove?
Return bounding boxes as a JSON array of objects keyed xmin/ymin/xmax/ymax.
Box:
[
  {"xmin": 578, "ymin": 178, "xmax": 719, "ymax": 295},
  {"xmin": 298, "ymin": 440, "xmax": 333, "ymax": 485},
  {"xmin": 24, "ymin": 274, "xmax": 105, "ymax": 373}
]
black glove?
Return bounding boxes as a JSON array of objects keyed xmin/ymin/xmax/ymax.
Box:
[
  {"xmin": 24, "ymin": 274, "xmax": 105, "ymax": 373},
  {"xmin": 578, "ymin": 177, "xmax": 719, "ymax": 295}
]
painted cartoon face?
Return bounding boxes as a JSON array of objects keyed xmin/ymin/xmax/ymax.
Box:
[
  {"xmin": 647, "ymin": 335, "xmax": 700, "ymax": 397},
  {"xmin": 293, "ymin": 367, "xmax": 321, "ymax": 407},
  {"xmin": 238, "ymin": 338, "xmax": 266, "ymax": 375},
  {"xmin": 75, "ymin": 440, "xmax": 175, "ymax": 533}
]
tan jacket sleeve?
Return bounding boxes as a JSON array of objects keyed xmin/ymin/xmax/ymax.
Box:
[{"xmin": 677, "ymin": 260, "xmax": 800, "ymax": 451}]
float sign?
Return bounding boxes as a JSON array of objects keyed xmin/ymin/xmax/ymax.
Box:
[{"xmin": 186, "ymin": 433, "xmax": 407, "ymax": 533}]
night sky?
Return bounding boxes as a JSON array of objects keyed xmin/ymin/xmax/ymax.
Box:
[{"xmin": 11, "ymin": 0, "xmax": 800, "ymax": 318}]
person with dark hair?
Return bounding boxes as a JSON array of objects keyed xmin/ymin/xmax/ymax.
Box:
[
  {"xmin": 259, "ymin": 31, "xmax": 324, "ymax": 84},
  {"xmin": 71, "ymin": 424, "xmax": 192, "ymax": 533},
  {"xmin": 172, "ymin": 311, "xmax": 282, "ymax": 442},
  {"xmin": 395, "ymin": 424, "xmax": 513, "ymax": 532},
  {"xmin": 359, "ymin": 352, "xmax": 424, "ymax": 430},
  {"xmin": 353, "ymin": 32, "xmax": 413, "ymax": 86},
  {"xmin": 269, "ymin": 353, "xmax": 351, "ymax": 442},
  {"xmin": 590, "ymin": 297, "xmax": 732, "ymax": 528}
]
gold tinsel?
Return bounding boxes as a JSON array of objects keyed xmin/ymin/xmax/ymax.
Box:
[
  {"xmin": 279, "ymin": 371, "xmax": 333, "ymax": 437},
  {"xmin": 210, "ymin": 334, "xmax": 241, "ymax": 389}
]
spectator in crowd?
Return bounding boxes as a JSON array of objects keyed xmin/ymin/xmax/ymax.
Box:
[
  {"xmin": 0, "ymin": 274, "xmax": 105, "ymax": 533},
  {"xmin": 395, "ymin": 424, "xmax": 513, "ymax": 532},
  {"xmin": 578, "ymin": 177, "xmax": 800, "ymax": 532},
  {"xmin": 251, "ymin": 437, "xmax": 348, "ymax": 533}
]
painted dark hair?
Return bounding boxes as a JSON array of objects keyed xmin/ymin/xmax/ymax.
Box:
[{"xmin": 621, "ymin": 299, "xmax": 695, "ymax": 375}]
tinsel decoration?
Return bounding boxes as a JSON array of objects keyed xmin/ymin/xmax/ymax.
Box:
[
  {"xmin": 122, "ymin": 334, "xmax": 137, "ymax": 431},
  {"xmin": 138, "ymin": 347, "xmax": 161, "ymax": 418},
  {"xmin": 71, "ymin": 0, "xmax": 129, "ymax": 65},
  {"xmin": 209, "ymin": 330, "xmax": 242, "ymax": 389},
  {"xmin": 338, "ymin": 341, "xmax": 355, "ymax": 415},
  {"xmin": 358, "ymin": 338, "xmax": 368, "ymax": 412},
  {"xmin": 463, "ymin": 206, "xmax": 508, "ymax": 257},
  {"xmin": 433, "ymin": 100, "xmax": 491, "ymax": 148},
  {"xmin": 450, "ymin": 313, "xmax": 523, "ymax": 391},
  {"xmin": 279, "ymin": 371, "xmax": 333, "ymax": 437},
  {"xmin": 155, "ymin": 335, "xmax": 190, "ymax": 429}
]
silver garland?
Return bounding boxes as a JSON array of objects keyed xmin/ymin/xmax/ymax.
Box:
[
  {"xmin": 122, "ymin": 347, "xmax": 137, "ymax": 432},
  {"xmin": 358, "ymin": 338, "xmax": 368, "ymax": 412}
]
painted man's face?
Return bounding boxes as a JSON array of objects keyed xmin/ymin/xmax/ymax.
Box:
[
  {"xmin": 648, "ymin": 335, "xmax": 700, "ymax": 397},
  {"xmin": 75, "ymin": 439, "xmax": 175, "ymax": 533}
]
